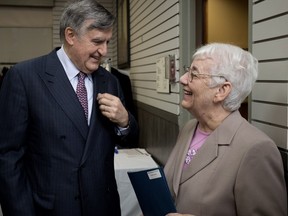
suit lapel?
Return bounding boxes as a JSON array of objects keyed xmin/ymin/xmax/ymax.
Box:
[
  {"xmin": 180, "ymin": 136, "xmax": 218, "ymax": 184},
  {"xmin": 179, "ymin": 111, "xmax": 243, "ymax": 185},
  {"xmin": 80, "ymin": 69, "xmax": 108, "ymax": 165},
  {"xmin": 39, "ymin": 50, "xmax": 89, "ymax": 139},
  {"xmin": 171, "ymin": 120, "xmax": 218, "ymax": 193},
  {"xmin": 172, "ymin": 121, "xmax": 197, "ymax": 196}
]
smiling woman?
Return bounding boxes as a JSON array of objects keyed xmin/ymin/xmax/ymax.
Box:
[{"xmin": 164, "ymin": 43, "xmax": 287, "ymax": 216}]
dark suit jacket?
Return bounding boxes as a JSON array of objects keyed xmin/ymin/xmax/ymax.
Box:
[
  {"xmin": 164, "ymin": 111, "xmax": 287, "ymax": 216},
  {"xmin": 0, "ymin": 49, "xmax": 138, "ymax": 216},
  {"xmin": 111, "ymin": 67, "xmax": 137, "ymax": 121},
  {"xmin": 111, "ymin": 67, "xmax": 139, "ymax": 148},
  {"xmin": 0, "ymin": 66, "xmax": 9, "ymax": 90}
]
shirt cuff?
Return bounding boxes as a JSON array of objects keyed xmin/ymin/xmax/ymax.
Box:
[{"xmin": 116, "ymin": 124, "xmax": 130, "ymax": 136}]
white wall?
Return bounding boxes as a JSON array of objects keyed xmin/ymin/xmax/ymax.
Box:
[
  {"xmin": 251, "ymin": 0, "xmax": 288, "ymax": 150},
  {"xmin": 0, "ymin": 7, "xmax": 53, "ymax": 64},
  {"xmin": 129, "ymin": 0, "xmax": 181, "ymax": 115}
]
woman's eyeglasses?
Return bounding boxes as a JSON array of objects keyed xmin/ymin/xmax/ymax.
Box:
[{"xmin": 184, "ymin": 67, "xmax": 226, "ymax": 82}]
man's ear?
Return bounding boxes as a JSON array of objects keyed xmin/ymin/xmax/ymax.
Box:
[
  {"xmin": 214, "ymin": 82, "xmax": 232, "ymax": 102},
  {"xmin": 65, "ymin": 27, "xmax": 76, "ymax": 45}
]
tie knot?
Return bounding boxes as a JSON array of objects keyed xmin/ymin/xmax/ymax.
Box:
[{"xmin": 78, "ymin": 72, "xmax": 86, "ymax": 81}]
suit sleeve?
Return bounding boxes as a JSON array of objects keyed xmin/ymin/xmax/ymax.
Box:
[
  {"xmin": 235, "ymin": 140, "xmax": 287, "ymax": 216},
  {"xmin": 113, "ymin": 74, "xmax": 139, "ymax": 147},
  {"xmin": 0, "ymin": 68, "xmax": 35, "ymax": 216}
]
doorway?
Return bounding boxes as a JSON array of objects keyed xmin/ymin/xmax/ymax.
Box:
[{"xmin": 199, "ymin": 0, "xmax": 249, "ymax": 119}]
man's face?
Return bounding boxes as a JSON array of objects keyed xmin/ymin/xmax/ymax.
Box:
[{"xmin": 65, "ymin": 19, "xmax": 113, "ymax": 74}]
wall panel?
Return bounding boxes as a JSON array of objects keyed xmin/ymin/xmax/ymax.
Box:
[
  {"xmin": 0, "ymin": 28, "xmax": 52, "ymax": 63},
  {"xmin": 0, "ymin": 7, "xmax": 51, "ymax": 27},
  {"xmin": 131, "ymin": 0, "xmax": 174, "ymax": 35},
  {"xmin": 129, "ymin": 0, "xmax": 181, "ymax": 163},
  {"xmin": 253, "ymin": 0, "xmax": 288, "ymax": 22},
  {"xmin": 130, "ymin": 0, "xmax": 157, "ymax": 30},
  {"xmin": 253, "ymin": 14, "xmax": 288, "ymax": 41},
  {"xmin": 0, "ymin": 0, "xmax": 53, "ymax": 7},
  {"xmin": 251, "ymin": 0, "xmax": 288, "ymax": 177},
  {"xmin": 258, "ymin": 61, "xmax": 288, "ymax": 80},
  {"xmin": 135, "ymin": 94, "xmax": 179, "ymax": 115},
  {"xmin": 134, "ymin": 88, "xmax": 179, "ymax": 104},
  {"xmin": 251, "ymin": 102, "xmax": 287, "ymax": 127},
  {"xmin": 131, "ymin": 49, "xmax": 179, "ymax": 67},
  {"xmin": 131, "ymin": 38, "xmax": 179, "ymax": 60},
  {"xmin": 252, "ymin": 121, "xmax": 288, "ymax": 149},
  {"xmin": 131, "ymin": 26, "xmax": 179, "ymax": 54},
  {"xmin": 129, "ymin": 0, "xmax": 180, "ymax": 117},
  {"xmin": 52, "ymin": 0, "xmax": 67, "ymax": 48},
  {"xmin": 252, "ymin": 83, "xmax": 288, "ymax": 103},
  {"xmin": 0, "ymin": 7, "xmax": 52, "ymax": 64},
  {"xmin": 253, "ymin": 38, "xmax": 288, "ymax": 61}
]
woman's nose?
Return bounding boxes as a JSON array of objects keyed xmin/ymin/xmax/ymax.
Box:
[{"xmin": 180, "ymin": 72, "xmax": 189, "ymax": 85}]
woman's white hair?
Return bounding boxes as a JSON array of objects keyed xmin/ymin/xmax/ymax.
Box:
[{"xmin": 192, "ymin": 43, "xmax": 258, "ymax": 112}]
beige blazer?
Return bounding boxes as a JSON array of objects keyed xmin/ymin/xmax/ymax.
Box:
[{"xmin": 164, "ymin": 111, "xmax": 287, "ymax": 216}]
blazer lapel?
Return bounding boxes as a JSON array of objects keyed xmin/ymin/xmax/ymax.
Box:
[
  {"xmin": 179, "ymin": 111, "xmax": 243, "ymax": 185},
  {"xmin": 39, "ymin": 50, "xmax": 89, "ymax": 139},
  {"xmin": 171, "ymin": 120, "xmax": 197, "ymax": 196},
  {"xmin": 80, "ymin": 69, "xmax": 108, "ymax": 165},
  {"xmin": 180, "ymin": 137, "xmax": 218, "ymax": 184}
]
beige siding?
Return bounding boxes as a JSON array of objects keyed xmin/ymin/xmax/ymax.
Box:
[
  {"xmin": 253, "ymin": 0, "xmax": 288, "ymax": 22},
  {"xmin": 52, "ymin": 0, "xmax": 67, "ymax": 48},
  {"xmin": 251, "ymin": 0, "xmax": 288, "ymax": 149},
  {"xmin": 0, "ymin": 7, "xmax": 52, "ymax": 63},
  {"xmin": 129, "ymin": 0, "xmax": 180, "ymax": 115},
  {"xmin": 252, "ymin": 121, "xmax": 288, "ymax": 150},
  {"xmin": 253, "ymin": 14, "xmax": 288, "ymax": 41}
]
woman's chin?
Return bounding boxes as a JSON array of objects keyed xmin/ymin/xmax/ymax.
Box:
[{"xmin": 181, "ymin": 101, "xmax": 190, "ymax": 109}]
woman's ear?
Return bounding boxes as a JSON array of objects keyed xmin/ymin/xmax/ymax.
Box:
[{"xmin": 214, "ymin": 82, "xmax": 232, "ymax": 102}]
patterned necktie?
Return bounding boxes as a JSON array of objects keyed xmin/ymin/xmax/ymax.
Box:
[{"xmin": 76, "ymin": 72, "xmax": 88, "ymax": 120}]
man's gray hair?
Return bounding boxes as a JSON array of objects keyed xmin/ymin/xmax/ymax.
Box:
[{"xmin": 59, "ymin": 0, "xmax": 115, "ymax": 41}]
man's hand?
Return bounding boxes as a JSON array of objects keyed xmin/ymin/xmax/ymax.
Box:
[
  {"xmin": 166, "ymin": 214, "xmax": 194, "ymax": 216},
  {"xmin": 97, "ymin": 93, "xmax": 129, "ymax": 127}
]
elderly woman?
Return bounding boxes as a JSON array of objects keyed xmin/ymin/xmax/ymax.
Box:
[{"xmin": 165, "ymin": 43, "xmax": 287, "ymax": 216}]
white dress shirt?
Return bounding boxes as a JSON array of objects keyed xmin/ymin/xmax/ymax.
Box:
[
  {"xmin": 56, "ymin": 46, "xmax": 129, "ymax": 135},
  {"xmin": 57, "ymin": 46, "xmax": 93, "ymax": 125}
]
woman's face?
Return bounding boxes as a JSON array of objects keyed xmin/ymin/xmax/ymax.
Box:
[
  {"xmin": 65, "ymin": 19, "xmax": 113, "ymax": 74},
  {"xmin": 180, "ymin": 58, "xmax": 218, "ymax": 116}
]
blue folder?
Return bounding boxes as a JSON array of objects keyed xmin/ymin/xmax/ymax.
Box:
[{"xmin": 128, "ymin": 167, "xmax": 177, "ymax": 216}]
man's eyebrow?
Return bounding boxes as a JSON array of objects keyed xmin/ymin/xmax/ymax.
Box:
[{"xmin": 92, "ymin": 38, "xmax": 105, "ymax": 42}]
